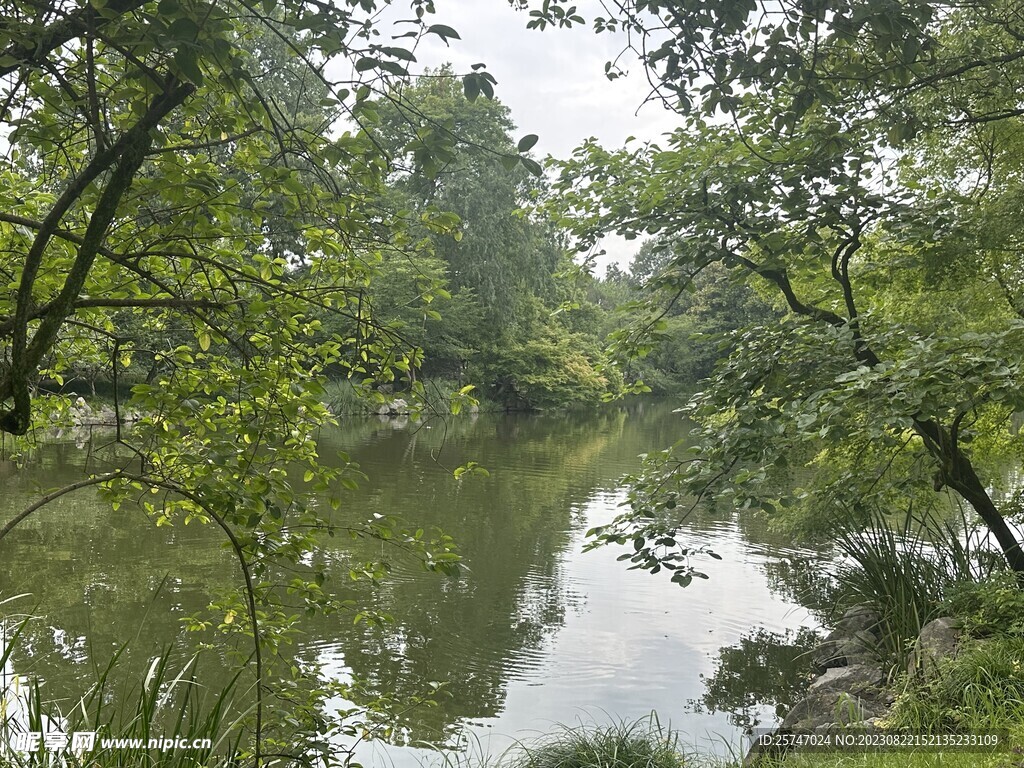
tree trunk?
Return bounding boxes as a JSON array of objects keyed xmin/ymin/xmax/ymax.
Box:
[{"xmin": 946, "ymin": 455, "xmax": 1024, "ymax": 576}]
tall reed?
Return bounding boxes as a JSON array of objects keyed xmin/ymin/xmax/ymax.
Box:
[
  {"xmin": 830, "ymin": 503, "xmax": 991, "ymax": 665},
  {"xmin": 1, "ymin": 638, "xmax": 250, "ymax": 767}
]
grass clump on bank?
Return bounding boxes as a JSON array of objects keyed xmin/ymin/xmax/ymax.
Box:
[
  {"xmin": 830, "ymin": 505, "xmax": 987, "ymax": 666},
  {"xmin": 2, "ymin": 615, "xmax": 247, "ymax": 768},
  {"xmin": 488, "ymin": 719, "xmax": 700, "ymax": 768},
  {"xmin": 773, "ymin": 752, "xmax": 1012, "ymax": 767},
  {"xmin": 882, "ymin": 571, "xmax": 1024, "ymax": 742},
  {"xmin": 322, "ymin": 378, "xmax": 502, "ymax": 416}
]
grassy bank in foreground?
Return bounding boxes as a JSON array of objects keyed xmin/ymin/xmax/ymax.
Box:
[{"xmin": 473, "ymin": 721, "xmax": 1021, "ymax": 768}]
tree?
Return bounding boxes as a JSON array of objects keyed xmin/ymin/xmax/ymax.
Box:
[
  {"xmin": 593, "ymin": 241, "xmax": 780, "ymax": 392},
  {"xmin": 0, "ymin": 2, "xmax": 529, "ymax": 761},
  {"xmin": 520, "ymin": 0, "xmax": 1024, "ymax": 575},
  {"xmin": 375, "ymin": 67, "xmax": 557, "ymax": 328},
  {"xmin": 366, "ymin": 68, "xmax": 610, "ymax": 407}
]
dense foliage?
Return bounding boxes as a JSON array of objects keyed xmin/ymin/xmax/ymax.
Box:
[
  {"xmin": 521, "ymin": 0, "xmax": 1024, "ymax": 577},
  {"xmin": 319, "ymin": 71, "xmax": 614, "ymax": 410},
  {"xmin": 0, "ymin": 2, "xmax": 534, "ymax": 762}
]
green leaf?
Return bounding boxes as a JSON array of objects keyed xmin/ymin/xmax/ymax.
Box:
[
  {"xmin": 521, "ymin": 157, "xmax": 543, "ymax": 176},
  {"xmin": 166, "ymin": 17, "xmax": 200, "ymax": 40},
  {"xmin": 517, "ymin": 134, "xmax": 539, "ymax": 152},
  {"xmin": 426, "ymin": 24, "xmax": 461, "ymax": 43},
  {"xmin": 173, "ymin": 47, "xmax": 203, "ymax": 85}
]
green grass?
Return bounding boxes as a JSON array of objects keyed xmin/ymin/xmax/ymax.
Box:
[
  {"xmin": 2, "ymin": 625, "xmax": 249, "ymax": 767},
  {"xmin": 883, "ymin": 633, "xmax": 1024, "ymax": 735},
  {"xmin": 504, "ymin": 722, "xmax": 687, "ymax": 768},
  {"xmin": 773, "ymin": 752, "xmax": 1013, "ymax": 767},
  {"xmin": 444, "ymin": 717, "xmax": 717, "ymax": 768},
  {"xmin": 322, "ymin": 377, "xmax": 501, "ymax": 416},
  {"xmin": 322, "ymin": 378, "xmax": 377, "ymax": 415},
  {"xmin": 439, "ymin": 717, "xmax": 1023, "ymax": 768},
  {"xmin": 830, "ymin": 505, "xmax": 987, "ymax": 665}
]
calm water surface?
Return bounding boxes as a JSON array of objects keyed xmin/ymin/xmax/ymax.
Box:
[{"xmin": 0, "ymin": 400, "xmax": 829, "ymax": 764}]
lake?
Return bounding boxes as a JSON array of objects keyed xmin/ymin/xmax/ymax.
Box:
[{"xmin": 0, "ymin": 399, "xmax": 830, "ymax": 765}]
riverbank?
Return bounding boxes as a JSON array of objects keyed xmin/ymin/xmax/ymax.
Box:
[
  {"xmin": 739, "ymin": 571, "xmax": 1024, "ymax": 768},
  {"xmin": 444, "ymin": 714, "xmax": 1018, "ymax": 768},
  {"xmin": 319, "ymin": 377, "xmax": 616, "ymax": 416}
]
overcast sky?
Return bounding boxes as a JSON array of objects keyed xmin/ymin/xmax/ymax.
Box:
[{"xmin": 400, "ymin": 1, "xmax": 683, "ymax": 272}]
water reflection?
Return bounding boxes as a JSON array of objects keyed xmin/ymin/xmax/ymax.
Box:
[
  {"xmin": 691, "ymin": 625, "xmax": 821, "ymax": 731},
  {"xmin": 0, "ymin": 401, "xmax": 831, "ymax": 765}
]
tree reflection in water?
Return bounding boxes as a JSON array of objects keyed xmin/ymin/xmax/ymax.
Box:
[{"xmin": 691, "ymin": 625, "xmax": 821, "ymax": 731}]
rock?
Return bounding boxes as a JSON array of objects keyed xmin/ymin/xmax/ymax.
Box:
[
  {"xmin": 812, "ymin": 628, "xmax": 881, "ymax": 669},
  {"xmin": 811, "ymin": 630, "xmax": 846, "ymax": 670},
  {"xmin": 376, "ymin": 403, "xmax": 390, "ymax": 416},
  {"xmin": 389, "ymin": 398, "xmax": 408, "ymax": 414},
  {"xmin": 909, "ymin": 616, "xmax": 961, "ymax": 679},
  {"xmin": 809, "ymin": 663, "xmax": 886, "ymax": 696},
  {"xmin": 781, "ymin": 690, "xmax": 883, "ymax": 732},
  {"xmin": 835, "ymin": 605, "xmax": 883, "ymax": 637},
  {"xmin": 837, "ymin": 629, "xmax": 883, "ymax": 665},
  {"xmin": 813, "ymin": 716, "xmax": 886, "ymax": 736},
  {"xmin": 782, "ymin": 664, "xmax": 888, "ymax": 732}
]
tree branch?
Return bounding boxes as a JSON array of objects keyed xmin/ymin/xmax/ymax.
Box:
[
  {"xmin": 0, "ymin": 0, "xmax": 148, "ymax": 76},
  {"xmin": 0, "ymin": 75, "xmax": 195, "ymax": 434},
  {"xmin": 0, "ymin": 473, "xmax": 120, "ymax": 544}
]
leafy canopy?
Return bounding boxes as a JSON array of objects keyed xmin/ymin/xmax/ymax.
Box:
[
  {"xmin": 520, "ymin": 0, "xmax": 1024, "ymax": 576},
  {"xmin": 0, "ymin": 0, "xmax": 536, "ymax": 761}
]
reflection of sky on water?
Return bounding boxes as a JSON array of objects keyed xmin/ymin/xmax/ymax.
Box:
[
  {"xmin": 1, "ymin": 403, "xmax": 834, "ymax": 767},
  {"xmin": 321, "ymin": 488, "xmax": 821, "ymax": 767}
]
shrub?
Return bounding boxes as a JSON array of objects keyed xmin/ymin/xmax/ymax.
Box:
[
  {"xmin": 887, "ymin": 633, "xmax": 1024, "ymax": 736},
  {"xmin": 831, "ymin": 505, "xmax": 986, "ymax": 665},
  {"xmin": 944, "ymin": 570, "xmax": 1024, "ymax": 638}
]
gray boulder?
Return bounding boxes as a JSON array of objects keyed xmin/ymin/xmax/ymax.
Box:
[
  {"xmin": 811, "ymin": 632, "xmax": 845, "ymax": 670},
  {"xmin": 835, "ymin": 605, "xmax": 883, "ymax": 637},
  {"xmin": 809, "ymin": 663, "xmax": 886, "ymax": 696},
  {"xmin": 837, "ymin": 629, "xmax": 883, "ymax": 665},
  {"xmin": 812, "ymin": 628, "xmax": 882, "ymax": 670},
  {"xmin": 781, "ymin": 690, "xmax": 882, "ymax": 732},
  {"xmin": 909, "ymin": 616, "xmax": 961, "ymax": 679}
]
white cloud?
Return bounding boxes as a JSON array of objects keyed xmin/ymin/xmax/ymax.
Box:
[
  {"xmin": 413, "ymin": 0, "xmax": 680, "ymax": 161},
  {"xmin": 344, "ymin": 1, "xmax": 679, "ymax": 270}
]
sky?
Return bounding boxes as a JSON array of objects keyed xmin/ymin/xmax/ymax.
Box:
[{"xmin": 387, "ymin": 1, "xmax": 684, "ymax": 272}]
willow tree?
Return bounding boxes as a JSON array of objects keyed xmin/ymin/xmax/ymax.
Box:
[
  {"xmin": 0, "ymin": 1, "xmax": 517, "ymax": 761},
  {"xmin": 522, "ymin": 0, "xmax": 1024, "ymax": 576}
]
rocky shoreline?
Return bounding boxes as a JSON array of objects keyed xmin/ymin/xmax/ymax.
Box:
[{"xmin": 743, "ymin": 607, "xmax": 963, "ymax": 766}]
